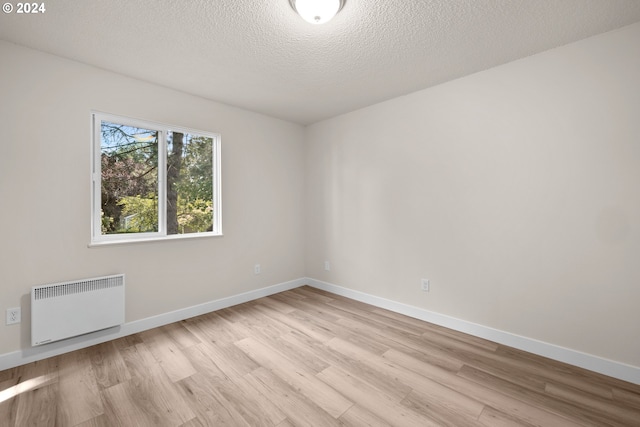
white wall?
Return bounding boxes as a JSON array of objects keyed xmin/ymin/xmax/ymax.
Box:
[
  {"xmin": 0, "ymin": 41, "xmax": 306, "ymax": 355},
  {"xmin": 305, "ymin": 23, "xmax": 640, "ymax": 367}
]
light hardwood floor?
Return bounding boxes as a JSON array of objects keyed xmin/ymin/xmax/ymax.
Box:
[{"xmin": 1, "ymin": 286, "xmax": 639, "ymax": 426}]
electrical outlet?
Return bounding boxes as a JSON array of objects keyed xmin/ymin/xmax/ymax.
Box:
[
  {"xmin": 324, "ymin": 261, "xmax": 331, "ymax": 271},
  {"xmin": 254, "ymin": 264, "xmax": 261, "ymax": 275},
  {"xmin": 6, "ymin": 307, "xmax": 21, "ymax": 325},
  {"xmin": 421, "ymin": 279, "xmax": 430, "ymax": 292}
]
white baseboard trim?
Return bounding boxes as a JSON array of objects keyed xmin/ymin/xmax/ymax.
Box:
[
  {"xmin": 0, "ymin": 277, "xmax": 306, "ymax": 372},
  {"xmin": 305, "ymin": 277, "xmax": 640, "ymax": 385}
]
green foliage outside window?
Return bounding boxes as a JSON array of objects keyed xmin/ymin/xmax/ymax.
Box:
[{"xmin": 100, "ymin": 121, "xmax": 214, "ymax": 236}]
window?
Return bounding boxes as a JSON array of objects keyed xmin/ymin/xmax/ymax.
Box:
[{"xmin": 91, "ymin": 112, "xmax": 221, "ymax": 244}]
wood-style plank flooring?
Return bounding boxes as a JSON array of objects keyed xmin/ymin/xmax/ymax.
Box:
[{"xmin": 1, "ymin": 286, "xmax": 639, "ymax": 426}]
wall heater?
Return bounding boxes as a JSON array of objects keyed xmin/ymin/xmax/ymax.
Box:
[{"xmin": 31, "ymin": 274, "xmax": 125, "ymax": 346}]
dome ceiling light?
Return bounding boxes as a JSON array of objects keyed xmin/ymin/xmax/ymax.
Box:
[{"xmin": 289, "ymin": 0, "xmax": 346, "ymax": 25}]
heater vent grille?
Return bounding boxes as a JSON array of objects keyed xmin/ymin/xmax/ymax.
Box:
[{"xmin": 33, "ymin": 275, "xmax": 123, "ymax": 300}]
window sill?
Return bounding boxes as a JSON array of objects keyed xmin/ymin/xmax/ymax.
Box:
[{"xmin": 88, "ymin": 232, "xmax": 223, "ymax": 248}]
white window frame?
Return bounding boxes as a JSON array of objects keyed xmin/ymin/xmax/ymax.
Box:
[{"xmin": 91, "ymin": 112, "xmax": 222, "ymax": 245}]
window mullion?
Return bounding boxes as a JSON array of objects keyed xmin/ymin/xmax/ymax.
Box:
[{"xmin": 158, "ymin": 129, "xmax": 168, "ymax": 236}]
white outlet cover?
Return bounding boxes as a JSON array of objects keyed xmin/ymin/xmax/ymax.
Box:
[
  {"xmin": 6, "ymin": 307, "xmax": 21, "ymax": 325},
  {"xmin": 254, "ymin": 264, "xmax": 261, "ymax": 275},
  {"xmin": 421, "ymin": 279, "xmax": 430, "ymax": 292}
]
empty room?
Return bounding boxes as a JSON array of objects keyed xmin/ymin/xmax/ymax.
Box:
[{"xmin": 1, "ymin": 1, "xmax": 639, "ymax": 426}]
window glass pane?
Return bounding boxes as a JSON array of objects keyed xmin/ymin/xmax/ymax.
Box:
[
  {"xmin": 167, "ymin": 132, "xmax": 214, "ymax": 235},
  {"xmin": 100, "ymin": 121, "xmax": 159, "ymax": 234}
]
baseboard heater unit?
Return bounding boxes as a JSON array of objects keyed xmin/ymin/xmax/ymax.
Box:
[{"xmin": 31, "ymin": 274, "xmax": 125, "ymax": 346}]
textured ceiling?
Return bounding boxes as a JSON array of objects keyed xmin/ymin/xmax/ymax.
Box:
[{"xmin": 1, "ymin": 0, "xmax": 640, "ymax": 125}]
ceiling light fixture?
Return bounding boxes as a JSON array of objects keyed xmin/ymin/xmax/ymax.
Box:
[{"xmin": 289, "ymin": 0, "xmax": 346, "ymax": 25}]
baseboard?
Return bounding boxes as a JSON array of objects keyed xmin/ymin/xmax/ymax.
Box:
[
  {"xmin": 305, "ymin": 277, "xmax": 640, "ymax": 385},
  {"xmin": 0, "ymin": 277, "xmax": 306, "ymax": 371}
]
